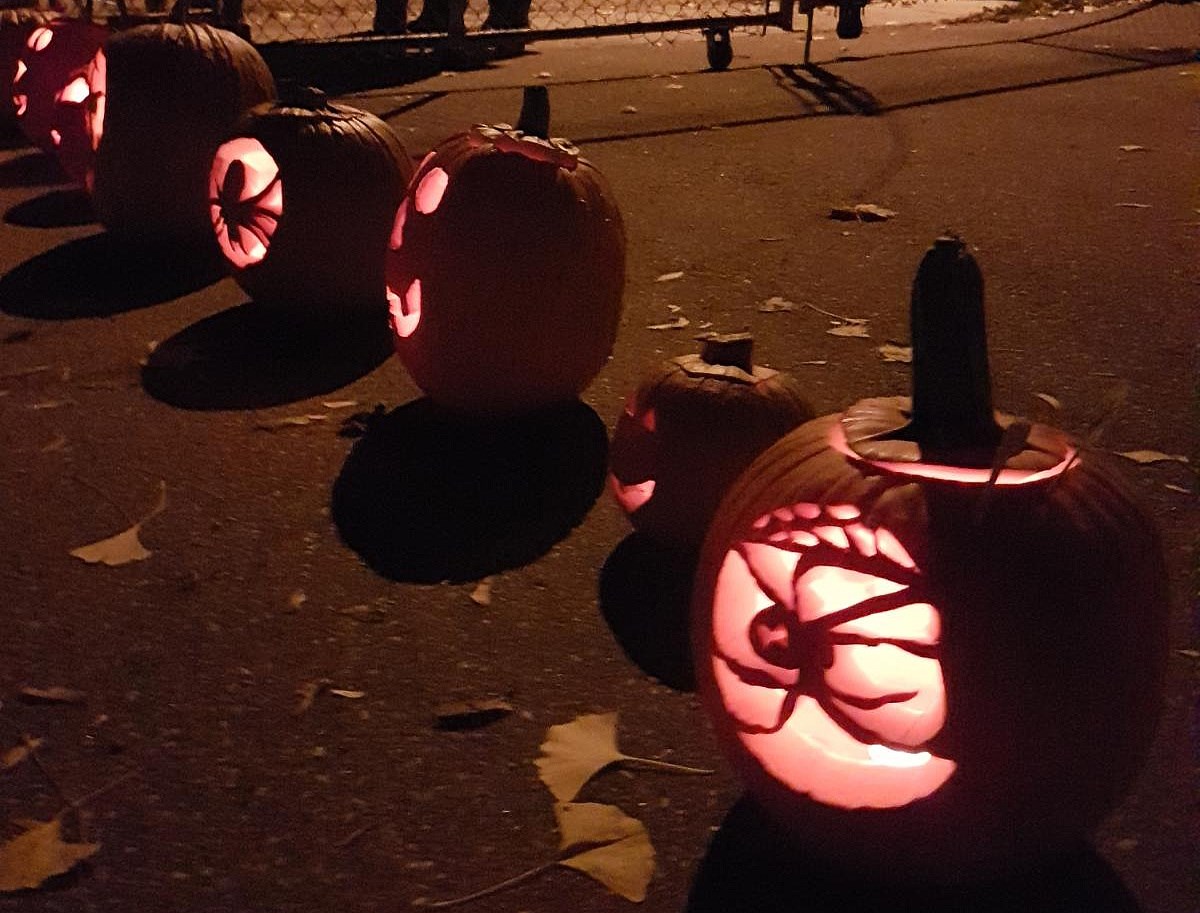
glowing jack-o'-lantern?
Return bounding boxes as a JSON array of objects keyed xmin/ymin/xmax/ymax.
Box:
[
  {"xmin": 1, "ymin": 7, "xmax": 55, "ymax": 131},
  {"xmin": 90, "ymin": 6, "xmax": 275, "ymax": 242},
  {"xmin": 693, "ymin": 237, "xmax": 1169, "ymax": 880},
  {"xmin": 386, "ymin": 85, "xmax": 626, "ymax": 416},
  {"xmin": 608, "ymin": 333, "xmax": 814, "ymax": 550},
  {"xmin": 209, "ymin": 86, "xmax": 413, "ymax": 320},
  {"xmin": 10, "ymin": 16, "xmax": 106, "ymax": 166}
]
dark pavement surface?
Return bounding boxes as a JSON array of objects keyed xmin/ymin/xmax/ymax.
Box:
[{"xmin": 0, "ymin": 3, "xmax": 1197, "ymax": 912}]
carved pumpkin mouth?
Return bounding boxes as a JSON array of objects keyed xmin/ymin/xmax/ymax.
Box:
[{"xmin": 711, "ymin": 502, "xmax": 956, "ymax": 809}]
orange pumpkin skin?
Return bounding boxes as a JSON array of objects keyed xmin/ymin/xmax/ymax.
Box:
[
  {"xmin": 609, "ymin": 335, "xmax": 814, "ymax": 550},
  {"xmin": 692, "ymin": 404, "xmax": 1169, "ymax": 881},
  {"xmin": 91, "ymin": 22, "xmax": 275, "ymax": 242},
  {"xmin": 386, "ymin": 112, "xmax": 625, "ymax": 416},
  {"xmin": 210, "ymin": 90, "xmax": 414, "ymax": 321}
]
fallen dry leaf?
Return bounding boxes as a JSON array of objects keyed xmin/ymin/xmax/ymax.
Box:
[
  {"xmin": 329, "ymin": 689, "xmax": 365, "ymax": 699},
  {"xmin": 555, "ymin": 803, "xmax": 655, "ymax": 903},
  {"xmin": 1116, "ymin": 450, "xmax": 1190, "ymax": 465},
  {"xmin": 293, "ymin": 678, "xmax": 333, "ymax": 716},
  {"xmin": 853, "ymin": 203, "xmax": 897, "ymax": 222},
  {"xmin": 335, "ymin": 603, "xmax": 387, "ymax": 623},
  {"xmin": 535, "ymin": 712, "xmax": 712, "ymax": 802},
  {"xmin": 321, "ymin": 400, "xmax": 359, "ymax": 410},
  {"xmin": 435, "ymin": 698, "xmax": 514, "ymax": 731},
  {"xmin": 800, "ymin": 360, "xmax": 828, "ymax": 366},
  {"xmin": 18, "ymin": 686, "xmax": 86, "ymax": 705},
  {"xmin": 256, "ymin": 414, "xmax": 330, "ymax": 431},
  {"xmin": 620, "ymin": 104, "xmax": 638, "ymax": 114},
  {"xmin": 654, "ymin": 271, "xmax": 684, "ymax": 283},
  {"xmin": 1033, "ymin": 392, "xmax": 1062, "ymax": 411},
  {"xmin": 0, "ymin": 817, "xmax": 99, "ymax": 892},
  {"xmin": 286, "ymin": 590, "xmax": 307, "ymax": 612},
  {"xmin": 826, "ymin": 322, "xmax": 870, "ymax": 338},
  {"xmin": 758, "ymin": 296, "xmax": 796, "ymax": 313},
  {"xmin": 0, "ymin": 364, "xmax": 50, "ymax": 380},
  {"xmin": 1115, "ymin": 202, "xmax": 1150, "ymax": 209},
  {"xmin": 1164, "ymin": 483, "xmax": 1192, "ymax": 494},
  {"xmin": 469, "ymin": 579, "xmax": 493, "ymax": 606},
  {"xmin": 30, "ymin": 399, "xmax": 73, "ymax": 411},
  {"xmin": 1118, "ymin": 144, "xmax": 1147, "ymax": 152},
  {"xmin": 70, "ymin": 481, "xmax": 166, "ymax": 567},
  {"xmin": 1, "ymin": 736, "xmax": 44, "ymax": 772},
  {"xmin": 646, "ymin": 317, "xmax": 690, "ymax": 331},
  {"xmin": 877, "ymin": 342, "xmax": 912, "ymax": 363},
  {"xmin": 40, "ymin": 433, "xmax": 67, "ymax": 453}
]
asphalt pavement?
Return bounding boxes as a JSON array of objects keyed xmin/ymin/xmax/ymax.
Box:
[{"xmin": 0, "ymin": 3, "xmax": 1196, "ymax": 912}]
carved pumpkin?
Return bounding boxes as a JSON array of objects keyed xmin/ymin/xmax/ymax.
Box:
[
  {"xmin": 1, "ymin": 5, "xmax": 54, "ymax": 131},
  {"xmin": 10, "ymin": 15, "xmax": 106, "ymax": 166},
  {"xmin": 609, "ymin": 333, "xmax": 814, "ymax": 550},
  {"xmin": 209, "ymin": 86, "xmax": 414, "ymax": 321},
  {"xmin": 386, "ymin": 85, "xmax": 626, "ymax": 416},
  {"xmin": 692, "ymin": 237, "xmax": 1169, "ymax": 880},
  {"xmin": 90, "ymin": 4, "xmax": 275, "ymax": 241}
]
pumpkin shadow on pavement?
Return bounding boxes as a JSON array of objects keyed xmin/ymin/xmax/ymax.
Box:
[
  {"xmin": 0, "ymin": 231, "xmax": 225, "ymax": 319},
  {"xmin": 687, "ymin": 797, "xmax": 1142, "ymax": 913},
  {"xmin": 0, "ymin": 149, "xmax": 67, "ymax": 187},
  {"xmin": 4, "ymin": 187, "xmax": 95, "ymax": 228},
  {"xmin": 331, "ymin": 398, "xmax": 608, "ymax": 584},
  {"xmin": 598, "ymin": 533, "xmax": 697, "ymax": 692},
  {"xmin": 140, "ymin": 302, "xmax": 393, "ymax": 411}
]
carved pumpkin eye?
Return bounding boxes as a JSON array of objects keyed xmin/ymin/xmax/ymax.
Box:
[
  {"xmin": 209, "ymin": 137, "xmax": 283, "ymax": 269},
  {"xmin": 28, "ymin": 27, "xmax": 52, "ymax": 52},
  {"xmin": 387, "ymin": 277, "xmax": 422, "ymax": 338}
]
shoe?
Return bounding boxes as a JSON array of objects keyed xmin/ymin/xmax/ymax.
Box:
[{"xmin": 836, "ymin": 1, "xmax": 863, "ymax": 39}]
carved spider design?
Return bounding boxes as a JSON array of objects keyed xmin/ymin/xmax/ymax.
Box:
[
  {"xmin": 715, "ymin": 504, "xmax": 944, "ymax": 753},
  {"xmin": 210, "ymin": 157, "xmax": 281, "ymax": 263}
]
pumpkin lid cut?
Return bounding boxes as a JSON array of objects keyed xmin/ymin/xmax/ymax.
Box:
[
  {"xmin": 467, "ymin": 85, "xmax": 581, "ymax": 171},
  {"xmin": 839, "ymin": 235, "xmax": 1075, "ymax": 484}
]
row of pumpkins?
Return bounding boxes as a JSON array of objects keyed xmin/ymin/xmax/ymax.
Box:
[{"xmin": 2, "ymin": 6, "xmax": 1171, "ymax": 886}]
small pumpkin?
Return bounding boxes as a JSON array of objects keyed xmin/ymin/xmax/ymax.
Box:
[
  {"xmin": 385, "ymin": 85, "xmax": 626, "ymax": 416},
  {"xmin": 692, "ymin": 237, "xmax": 1169, "ymax": 880},
  {"xmin": 609, "ymin": 332, "xmax": 814, "ymax": 550},
  {"xmin": 1, "ymin": 5, "xmax": 55, "ymax": 132},
  {"xmin": 209, "ymin": 85, "xmax": 414, "ymax": 321},
  {"xmin": 90, "ymin": 1, "xmax": 275, "ymax": 241},
  {"xmin": 9, "ymin": 13, "xmax": 106, "ymax": 165}
]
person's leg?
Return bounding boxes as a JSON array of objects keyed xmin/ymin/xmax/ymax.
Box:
[{"xmin": 836, "ymin": 0, "xmax": 865, "ymax": 39}]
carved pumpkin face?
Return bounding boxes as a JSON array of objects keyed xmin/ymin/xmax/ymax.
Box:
[
  {"xmin": 693, "ymin": 239, "xmax": 1169, "ymax": 879},
  {"xmin": 386, "ymin": 87, "xmax": 626, "ymax": 416},
  {"xmin": 608, "ymin": 334, "xmax": 813, "ymax": 549},
  {"xmin": 208, "ymin": 90, "xmax": 413, "ymax": 319},
  {"xmin": 11, "ymin": 19, "xmax": 107, "ymax": 166},
  {"xmin": 1, "ymin": 8, "xmax": 54, "ymax": 130}
]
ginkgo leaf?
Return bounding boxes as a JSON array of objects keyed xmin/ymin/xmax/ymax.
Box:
[
  {"xmin": 536, "ymin": 712, "xmax": 625, "ymax": 802},
  {"xmin": 559, "ymin": 813, "xmax": 654, "ymax": 903},
  {"xmin": 69, "ymin": 481, "xmax": 166, "ymax": 567},
  {"xmin": 555, "ymin": 801, "xmax": 644, "ymax": 851},
  {"xmin": 535, "ymin": 713, "xmax": 713, "ymax": 802},
  {"xmin": 0, "ymin": 817, "xmax": 99, "ymax": 892}
]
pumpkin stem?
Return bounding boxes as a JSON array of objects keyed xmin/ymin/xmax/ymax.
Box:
[
  {"xmin": 167, "ymin": 0, "xmax": 190, "ymax": 24},
  {"xmin": 903, "ymin": 235, "xmax": 1002, "ymax": 465},
  {"xmin": 278, "ymin": 81, "xmax": 329, "ymax": 110},
  {"xmin": 516, "ymin": 85, "xmax": 550, "ymax": 139},
  {"xmin": 699, "ymin": 332, "xmax": 755, "ymax": 374}
]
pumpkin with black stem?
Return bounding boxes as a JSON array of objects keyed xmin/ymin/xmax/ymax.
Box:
[
  {"xmin": 691, "ymin": 237, "xmax": 1169, "ymax": 881},
  {"xmin": 90, "ymin": 0, "xmax": 275, "ymax": 242},
  {"xmin": 385, "ymin": 85, "xmax": 626, "ymax": 416},
  {"xmin": 9, "ymin": 12, "xmax": 106, "ymax": 167},
  {"xmin": 1, "ymin": 4, "xmax": 55, "ymax": 132},
  {"xmin": 208, "ymin": 85, "xmax": 414, "ymax": 322},
  {"xmin": 609, "ymin": 333, "xmax": 814, "ymax": 550}
]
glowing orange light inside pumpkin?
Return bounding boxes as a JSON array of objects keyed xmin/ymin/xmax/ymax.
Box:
[
  {"xmin": 209, "ymin": 137, "xmax": 284, "ymax": 270},
  {"xmin": 830, "ymin": 423, "xmax": 1074, "ymax": 485},
  {"xmin": 414, "ymin": 166, "xmax": 448, "ymax": 214},
  {"xmin": 710, "ymin": 504, "xmax": 956, "ymax": 810},
  {"xmin": 49, "ymin": 128, "xmax": 60, "ymax": 145},
  {"xmin": 13, "ymin": 94, "xmax": 27, "ymax": 117},
  {"xmin": 14, "ymin": 60, "xmax": 27, "ymax": 82},
  {"xmin": 388, "ymin": 277, "xmax": 422, "ymax": 338},
  {"xmin": 84, "ymin": 50, "xmax": 105, "ymax": 151},
  {"xmin": 610, "ymin": 477, "xmax": 655, "ymax": 514},
  {"xmin": 389, "ymin": 199, "xmax": 409, "ymax": 250},
  {"xmin": 57, "ymin": 75, "xmax": 89, "ymax": 104},
  {"xmin": 28, "ymin": 27, "xmax": 52, "ymax": 51}
]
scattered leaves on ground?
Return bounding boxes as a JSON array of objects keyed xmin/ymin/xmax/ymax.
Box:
[
  {"xmin": 877, "ymin": 342, "xmax": 912, "ymax": 362},
  {"xmin": 69, "ymin": 481, "xmax": 166, "ymax": 567},
  {"xmin": 469, "ymin": 579, "xmax": 493, "ymax": 606},
  {"xmin": 1, "ymin": 736, "xmax": 44, "ymax": 772},
  {"xmin": 535, "ymin": 712, "xmax": 712, "ymax": 802},
  {"xmin": 555, "ymin": 803, "xmax": 655, "ymax": 903},
  {"xmin": 1116, "ymin": 450, "xmax": 1190, "ymax": 465},
  {"xmin": 654, "ymin": 271, "xmax": 684, "ymax": 283},
  {"xmin": 758, "ymin": 296, "xmax": 796, "ymax": 313},
  {"xmin": 1033, "ymin": 392, "xmax": 1062, "ymax": 411},
  {"xmin": 0, "ymin": 817, "xmax": 99, "ymax": 892},
  {"xmin": 826, "ymin": 322, "xmax": 870, "ymax": 338},
  {"xmin": 829, "ymin": 203, "xmax": 897, "ymax": 222},
  {"xmin": 435, "ymin": 698, "xmax": 515, "ymax": 731},
  {"xmin": 18, "ymin": 686, "xmax": 86, "ymax": 705}
]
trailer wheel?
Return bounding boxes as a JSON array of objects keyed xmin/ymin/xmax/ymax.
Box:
[{"xmin": 704, "ymin": 28, "xmax": 733, "ymax": 71}]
